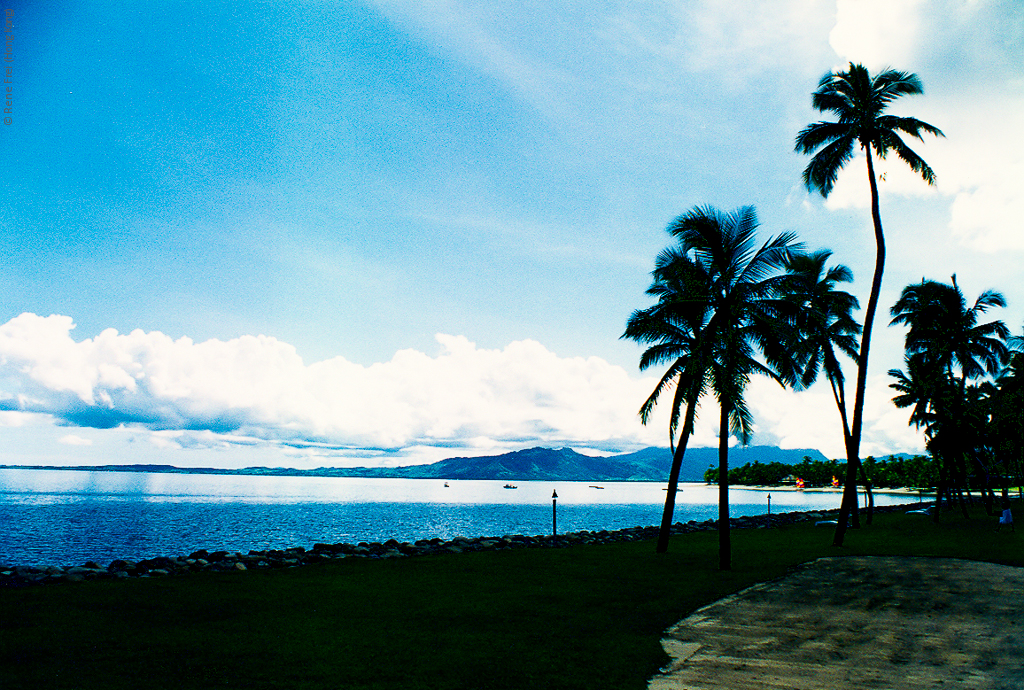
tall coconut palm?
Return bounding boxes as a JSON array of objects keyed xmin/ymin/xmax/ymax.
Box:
[
  {"xmin": 622, "ymin": 251, "xmax": 713, "ymax": 554},
  {"xmin": 665, "ymin": 205, "xmax": 800, "ymax": 570},
  {"xmin": 796, "ymin": 63, "xmax": 944, "ymax": 545}
]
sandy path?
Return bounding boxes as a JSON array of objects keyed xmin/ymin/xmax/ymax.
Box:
[{"xmin": 650, "ymin": 556, "xmax": 1024, "ymax": 690}]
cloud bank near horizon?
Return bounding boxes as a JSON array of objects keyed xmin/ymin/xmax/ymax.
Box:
[
  {"xmin": 0, "ymin": 313, "xmax": 669, "ymax": 455},
  {"xmin": 0, "ymin": 313, "xmax": 924, "ymax": 463}
]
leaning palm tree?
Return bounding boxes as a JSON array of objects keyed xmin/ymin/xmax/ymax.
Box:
[
  {"xmin": 779, "ymin": 250, "xmax": 861, "ymax": 441},
  {"xmin": 778, "ymin": 250, "xmax": 870, "ymax": 516},
  {"xmin": 622, "ymin": 251, "xmax": 713, "ymax": 554},
  {"xmin": 796, "ymin": 63, "xmax": 944, "ymax": 545},
  {"xmin": 665, "ymin": 205, "xmax": 800, "ymax": 570}
]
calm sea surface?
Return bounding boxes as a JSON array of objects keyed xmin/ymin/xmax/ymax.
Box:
[{"xmin": 0, "ymin": 469, "xmax": 922, "ymax": 566}]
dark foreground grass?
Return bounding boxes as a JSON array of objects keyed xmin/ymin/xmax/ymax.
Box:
[{"xmin": 2, "ymin": 504, "xmax": 1021, "ymax": 690}]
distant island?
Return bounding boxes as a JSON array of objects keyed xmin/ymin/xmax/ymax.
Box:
[{"xmin": 1, "ymin": 445, "xmax": 835, "ymax": 483}]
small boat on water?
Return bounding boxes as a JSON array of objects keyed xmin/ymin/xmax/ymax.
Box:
[
  {"xmin": 444, "ymin": 482, "xmax": 449, "ymax": 487},
  {"xmin": 503, "ymin": 484, "xmax": 518, "ymax": 489},
  {"xmin": 589, "ymin": 485, "xmax": 605, "ymax": 489}
]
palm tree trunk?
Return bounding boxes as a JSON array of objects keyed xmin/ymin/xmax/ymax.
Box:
[
  {"xmin": 933, "ymin": 459, "xmax": 947, "ymax": 523},
  {"xmin": 957, "ymin": 486, "xmax": 971, "ymax": 518},
  {"xmin": 857, "ymin": 462, "xmax": 875, "ymax": 524},
  {"xmin": 656, "ymin": 398, "xmax": 698, "ymax": 554},
  {"xmin": 829, "ymin": 372, "xmax": 872, "ymax": 523},
  {"xmin": 1017, "ymin": 452, "xmax": 1023, "ymax": 501},
  {"xmin": 718, "ymin": 402, "xmax": 731, "ymax": 571},
  {"xmin": 834, "ymin": 146, "xmax": 886, "ymax": 547},
  {"xmin": 957, "ymin": 459, "xmax": 972, "ymax": 519}
]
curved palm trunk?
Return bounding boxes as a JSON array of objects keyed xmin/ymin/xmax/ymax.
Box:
[
  {"xmin": 718, "ymin": 402, "xmax": 731, "ymax": 571},
  {"xmin": 827, "ymin": 367, "xmax": 873, "ymax": 522},
  {"xmin": 834, "ymin": 147, "xmax": 885, "ymax": 547},
  {"xmin": 656, "ymin": 397, "xmax": 698, "ymax": 553}
]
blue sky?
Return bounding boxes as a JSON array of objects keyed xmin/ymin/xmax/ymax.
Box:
[{"xmin": 1, "ymin": 0, "xmax": 1022, "ymax": 468}]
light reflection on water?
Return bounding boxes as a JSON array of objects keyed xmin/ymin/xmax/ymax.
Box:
[{"xmin": 0, "ymin": 469, "xmax": 921, "ymax": 566}]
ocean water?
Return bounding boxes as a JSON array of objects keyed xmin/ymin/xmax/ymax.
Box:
[{"xmin": 0, "ymin": 469, "xmax": 921, "ymax": 567}]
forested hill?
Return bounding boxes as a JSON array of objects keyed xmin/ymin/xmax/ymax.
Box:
[{"xmin": 4, "ymin": 445, "xmax": 830, "ymax": 482}]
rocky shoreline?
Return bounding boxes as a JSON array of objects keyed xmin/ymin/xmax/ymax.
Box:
[{"xmin": 0, "ymin": 503, "xmax": 920, "ymax": 588}]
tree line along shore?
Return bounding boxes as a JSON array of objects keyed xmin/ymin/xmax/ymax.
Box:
[{"xmin": 706, "ymin": 455, "xmax": 937, "ymax": 490}]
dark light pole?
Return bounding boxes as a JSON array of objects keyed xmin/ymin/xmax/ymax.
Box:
[
  {"xmin": 552, "ymin": 490, "xmax": 558, "ymax": 536},
  {"xmin": 767, "ymin": 493, "xmax": 771, "ymax": 528}
]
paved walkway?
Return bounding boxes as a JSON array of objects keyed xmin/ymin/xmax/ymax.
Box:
[{"xmin": 650, "ymin": 556, "xmax": 1024, "ymax": 690}]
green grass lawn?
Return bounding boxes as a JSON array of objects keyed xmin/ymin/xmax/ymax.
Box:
[{"xmin": 2, "ymin": 504, "xmax": 1021, "ymax": 690}]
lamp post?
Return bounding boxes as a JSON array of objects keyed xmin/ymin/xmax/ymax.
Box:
[
  {"xmin": 552, "ymin": 490, "xmax": 558, "ymax": 536},
  {"xmin": 767, "ymin": 493, "xmax": 771, "ymax": 527}
]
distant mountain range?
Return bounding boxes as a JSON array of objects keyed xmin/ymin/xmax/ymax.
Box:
[{"xmin": 5, "ymin": 445, "xmax": 834, "ymax": 482}]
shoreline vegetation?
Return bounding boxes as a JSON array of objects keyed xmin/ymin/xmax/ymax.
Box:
[
  {"xmin": 703, "ymin": 456, "xmax": 935, "ymax": 490},
  {"xmin": 3, "ymin": 501, "xmax": 1019, "ymax": 690}
]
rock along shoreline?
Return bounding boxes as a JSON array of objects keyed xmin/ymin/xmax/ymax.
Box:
[{"xmin": 0, "ymin": 503, "xmax": 921, "ymax": 588}]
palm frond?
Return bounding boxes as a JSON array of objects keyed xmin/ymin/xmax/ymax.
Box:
[
  {"xmin": 872, "ymin": 68, "xmax": 924, "ymax": 103},
  {"xmin": 877, "ymin": 131, "xmax": 938, "ymax": 186},
  {"xmin": 794, "ymin": 121, "xmax": 850, "ymax": 154},
  {"xmin": 798, "ymin": 62, "xmax": 940, "ymax": 202},
  {"xmin": 878, "ymin": 115, "xmax": 945, "ymax": 141},
  {"xmin": 802, "ymin": 135, "xmax": 856, "ymax": 196}
]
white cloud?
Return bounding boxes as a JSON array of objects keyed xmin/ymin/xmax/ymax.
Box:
[
  {"xmin": 0, "ymin": 313, "xmax": 669, "ymax": 455},
  {"xmin": 929, "ymin": 92, "xmax": 1024, "ymax": 252},
  {"xmin": 821, "ymin": 152, "xmax": 942, "ymax": 211},
  {"xmin": 745, "ymin": 375, "xmax": 924, "ymax": 460},
  {"xmin": 829, "ymin": 0, "xmax": 926, "ymax": 69},
  {"xmin": 820, "ymin": 0, "xmax": 1024, "ymax": 255},
  {"xmin": 0, "ymin": 313, "xmax": 926, "ymax": 465},
  {"xmin": 0, "ymin": 411, "xmax": 35, "ymax": 427},
  {"xmin": 681, "ymin": 0, "xmax": 835, "ymax": 77},
  {"xmin": 58, "ymin": 434, "xmax": 93, "ymax": 447}
]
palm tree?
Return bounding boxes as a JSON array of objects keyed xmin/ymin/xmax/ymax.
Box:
[
  {"xmin": 890, "ymin": 277, "xmax": 1009, "ymax": 390},
  {"xmin": 889, "ymin": 277, "xmax": 1009, "ymax": 519},
  {"xmin": 779, "ymin": 250, "xmax": 860, "ymax": 440},
  {"xmin": 961, "ymin": 381, "xmax": 1000, "ymax": 514},
  {"xmin": 889, "ymin": 352, "xmax": 941, "ymax": 431},
  {"xmin": 889, "ymin": 351, "xmax": 954, "ymax": 516},
  {"xmin": 777, "ymin": 250, "xmax": 869, "ymax": 516},
  {"xmin": 665, "ymin": 205, "xmax": 799, "ymax": 570},
  {"xmin": 622, "ymin": 251, "xmax": 713, "ymax": 554},
  {"xmin": 994, "ymin": 350, "xmax": 1024, "ymax": 499},
  {"xmin": 796, "ymin": 63, "xmax": 944, "ymax": 545}
]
